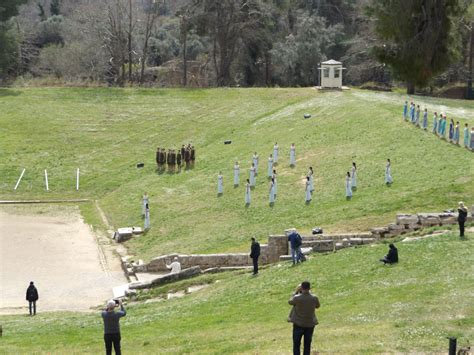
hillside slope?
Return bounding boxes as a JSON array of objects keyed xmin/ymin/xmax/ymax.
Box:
[{"xmin": 0, "ymin": 88, "xmax": 473, "ymax": 260}]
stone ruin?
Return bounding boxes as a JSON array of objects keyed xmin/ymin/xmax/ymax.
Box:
[
  {"xmin": 119, "ymin": 207, "xmax": 473, "ymax": 287},
  {"xmin": 370, "ymin": 211, "xmax": 473, "ymax": 239}
]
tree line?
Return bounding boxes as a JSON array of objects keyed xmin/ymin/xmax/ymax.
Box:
[{"xmin": 0, "ymin": 0, "xmax": 472, "ymax": 94}]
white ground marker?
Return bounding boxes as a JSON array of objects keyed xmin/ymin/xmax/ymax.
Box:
[
  {"xmin": 44, "ymin": 169, "xmax": 49, "ymax": 191},
  {"xmin": 76, "ymin": 168, "xmax": 80, "ymax": 191},
  {"xmin": 14, "ymin": 168, "xmax": 26, "ymax": 190}
]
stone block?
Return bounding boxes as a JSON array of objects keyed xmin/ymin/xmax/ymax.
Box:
[
  {"xmin": 361, "ymin": 238, "xmax": 376, "ymax": 244},
  {"xmin": 406, "ymin": 224, "xmax": 421, "ymax": 230},
  {"xmin": 439, "ymin": 213, "xmax": 457, "ymax": 225},
  {"xmin": 129, "ymin": 266, "xmax": 202, "ymax": 289},
  {"xmin": 349, "ymin": 238, "xmax": 364, "ymax": 245},
  {"xmin": 396, "ymin": 214, "xmax": 419, "ymax": 225},
  {"xmin": 388, "ymin": 223, "xmax": 405, "ymax": 231},
  {"xmin": 417, "ymin": 213, "xmax": 441, "ymax": 226},
  {"xmin": 371, "ymin": 227, "xmax": 389, "ymax": 238}
]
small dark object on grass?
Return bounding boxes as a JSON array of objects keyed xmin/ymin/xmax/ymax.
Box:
[
  {"xmin": 137, "ymin": 163, "xmax": 144, "ymax": 168},
  {"xmin": 304, "ymin": 113, "xmax": 311, "ymax": 119},
  {"xmin": 224, "ymin": 140, "xmax": 232, "ymax": 145},
  {"xmin": 312, "ymin": 227, "xmax": 323, "ymax": 235}
]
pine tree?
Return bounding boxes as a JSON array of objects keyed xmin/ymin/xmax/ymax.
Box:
[{"xmin": 368, "ymin": 0, "xmax": 462, "ymax": 94}]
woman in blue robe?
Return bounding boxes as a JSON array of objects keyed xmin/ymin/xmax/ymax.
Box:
[
  {"xmin": 448, "ymin": 119, "xmax": 454, "ymax": 142},
  {"xmin": 432, "ymin": 112, "xmax": 438, "ymax": 134},
  {"xmin": 422, "ymin": 108, "xmax": 428, "ymax": 130}
]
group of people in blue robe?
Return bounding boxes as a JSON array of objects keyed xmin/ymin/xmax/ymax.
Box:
[{"xmin": 403, "ymin": 100, "xmax": 474, "ymax": 150}]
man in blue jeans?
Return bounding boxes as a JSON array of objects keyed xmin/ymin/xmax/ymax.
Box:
[
  {"xmin": 287, "ymin": 229, "xmax": 303, "ymax": 265},
  {"xmin": 288, "ymin": 281, "xmax": 320, "ymax": 355},
  {"xmin": 102, "ymin": 299, "xmax": 126, "ymax": 355}
]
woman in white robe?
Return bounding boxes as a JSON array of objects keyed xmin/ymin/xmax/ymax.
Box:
[
  {"xmin": 144, "ymin": 204, "xmax": 150, "ymax": 230},
  {"xmin": 305, "ymin": 176, "xmax": 312, "ymax": 203},
  {"xmin": 252, "ymin": 152, "xmax": 259, "ymax": 175},
  {"xmin": 345, "ymin": 172, "xmax": 352, "ymax": 198},
  {"xmin": 273, "ymin": 143, "xmax": 279, "ymax": 163},
  {"xmin": 385, "ymin": 159, "xmax": 393, "ymax": 184},
  {"xmin": 233, "ymin": 161, "xmax": 240, "ymax": 186},
  {"xmin": 249, "ymin": 163, "xmax": 256, "ymax": 187},
  {"xmin": 142, "ymin": 192, "xmax": 149, "ymax": 217},
  {"xmin": 289, "ymin": 143, "xmax": 296, "ymax": 166},
  {"xmin": 272, "ymin": 169, "xmax": 277, "ymax": 197},
  {"xmin": 269, "ymin": 178, "xmax": 275, "ymax": 204},
  {"xmin": 268, "ymin": 154, "xmax": 273, "ymax": 178},
  {"xmin": 245, "ymin": 179, "xmax": 251, "ymax": 204},
  {"xmin": 308, "ymin": 167, "xmax": 314, "ymax": 192},
  {"xmin": 351, "ymin": 162, "xmax": 357, "ymax": 189},
  {"xmin": 217, "ymin": 172, "xmax": 223, "ymax": 194}
]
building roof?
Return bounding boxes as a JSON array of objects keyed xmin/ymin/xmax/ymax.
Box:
[{"xmin": 321, "ymin": 59, "xmax": 342, "ymax": 65}]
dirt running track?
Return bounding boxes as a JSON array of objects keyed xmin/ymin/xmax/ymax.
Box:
[{"xmin": 0, "ymin": 206, "xmax": 127, "ymax": 314}]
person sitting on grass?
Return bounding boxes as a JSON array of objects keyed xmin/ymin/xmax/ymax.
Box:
[
  {"xmin": 166, "ymin": 257, "xmax": 181, "ymax": 274},
  {"xmin": 380, "ymin": 243, "xmax": 398, "ymax": 265}
]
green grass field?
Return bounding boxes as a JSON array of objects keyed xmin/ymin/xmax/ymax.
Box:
[
  {"xmin": 1, "ymin": 228, "xmax": 473, "ymax": 354},
  {"xmin": 0, "ymin": 87, "xmax": 473, "ymax": 354},
  {"xmin": 0, "ymin": 87, "xmax": 472, "ymax": 260}
]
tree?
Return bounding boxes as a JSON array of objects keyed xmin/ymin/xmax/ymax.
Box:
[
  {"xmin": 368, "ymin": 0, "xmax": 462, "ymax": 94},
  {"xmin": 0, "ymin": 0, "xmax": 28, "ymax": 78},
  {"xmin": 50, "ymin": 0, "xmax": 60, "ymax": 16}
]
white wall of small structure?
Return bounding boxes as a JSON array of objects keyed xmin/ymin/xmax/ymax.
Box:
[{"xmin": 320, "ymin": 65, "xmax": 343, "ymax": 88}]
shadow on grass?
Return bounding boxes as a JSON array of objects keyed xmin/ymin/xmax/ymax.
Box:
[{"xmin": 0, "ymin": 88, "xmax": 22, "ymax": 97}]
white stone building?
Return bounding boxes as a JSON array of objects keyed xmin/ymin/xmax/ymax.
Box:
[{"xmin": 318, "ymin": 59, "xmax": 345, "ymax": 88}]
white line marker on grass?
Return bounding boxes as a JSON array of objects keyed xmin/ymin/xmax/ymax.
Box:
[
  {"xmin": 14, "ymin": 168, "xmax": 26, "ymax": 190},
  {"xmin": 45, "ymin": 169, "xmax": 49, "ymax": 191},
  {"xmin": 76, "ymin": 168, "xmax": 80, "ymax": 191}
]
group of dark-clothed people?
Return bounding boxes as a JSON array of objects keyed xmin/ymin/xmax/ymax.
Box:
[{"xmin": 156, "ymin": 144, "xmax": 195, "ymax": 172}]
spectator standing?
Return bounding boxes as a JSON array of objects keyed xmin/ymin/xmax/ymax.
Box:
[
  {"xmin": 288, "ymin": 281, "xmax": 320, "ymax": 355},
  {"xmin": 457, "ymin": 201, "xmax": 468, "ymax": 238},
  {"xmin": 249, "ymin": 237, "xmax": 261, "ymax": 275},
  {"xmin": 380, "ymin": 244, "xmax": 398, "ymax": 264},
  {"xmin": 102, "ymin": 299, "xmax": 126, "ymax": 355},
  {"xmin": 288, "ymin": 230, "xmax": 303, "ymax": 265},
  {"xmin": 26, "ymin": 281, "xmax": 39, "ymax": 316}
]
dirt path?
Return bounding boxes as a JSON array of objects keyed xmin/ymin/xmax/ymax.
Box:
[{"xmin": 0, "ymin": 206, "xmax": 127, "ymax": 314}]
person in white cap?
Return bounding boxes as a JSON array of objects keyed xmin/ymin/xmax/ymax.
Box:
[
  {"xmin": 101, "ymin": 298, "xmax": 126, "ymax": 355},
  {"xmin": 166, "ymin": 257, "xmax": 181, "ymax": 274}
]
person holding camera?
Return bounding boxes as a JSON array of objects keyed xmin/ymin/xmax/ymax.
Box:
[
  {"xmin": 288, "ymin": 281, "xmax": 320, "ymax": 355},
  {"xmin": 102, "ymin": 299, "xmax": 126, "ymax": 355}
]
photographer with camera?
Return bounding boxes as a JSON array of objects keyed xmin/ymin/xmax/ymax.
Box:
[
  {"xmin": 288, "ymin": 281, "xmax": 320, "ymax": 355},
  {"xmin": 101, "ymin": 299, "xmax": 126, "ymax": 355}
]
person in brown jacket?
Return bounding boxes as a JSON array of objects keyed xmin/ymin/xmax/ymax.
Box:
[{"xmin": 288, "ymin": 281, "xmax": 320, "ymax": 355}]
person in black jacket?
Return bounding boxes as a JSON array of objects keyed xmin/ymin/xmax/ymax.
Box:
[
  {"xmin": 380, "ymin": 244, "xmax": 398, "ymax": 265},
  {"xmin": 26, "ymin": 281, "xmax": 39, "ymax": 316},
  {"xmin": 250, "ymin": 237, "xmax": 261, "ymax": 275},
  {"xmin": 457, "ymin": 201, "xmax": 468, "ymax": 237}
]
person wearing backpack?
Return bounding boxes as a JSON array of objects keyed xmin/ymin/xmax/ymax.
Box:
[{"xmin": 288, "ymin": 230, "xmax": 303, "ymax": 265}]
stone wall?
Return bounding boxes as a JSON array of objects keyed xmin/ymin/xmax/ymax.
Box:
[
  {"xmin": 371, "ymin": 211, "xmax": 473, "ymax": 239},
  {"xmin": 136, "ymin": 235, "xmax": 288, "ymax": 272}
]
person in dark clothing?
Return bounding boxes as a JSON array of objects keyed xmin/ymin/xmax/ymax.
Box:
[
  {"xmin": 380, "ymin": 243, "xmax": 398, "ymax": 264},
  {"xmin": 287, "ymin": 229, "xmax": 303, "ymax": 265},
  {"xmin": 457, "ymin": 201, "xmax": 468, "ymax": 237},
  {"xmin": 249, "ymin": 237, "xmax": 261, "ymax": 275},
  {"xmin": 288, "ymin": 281, "xmax": 320, "ymax": 355},
  {"xmin": 26, "ymin": 281, "xmax": 39, "ymax": 316},
  {"xmin": 102, "ymin": 299, "xmax": 126, "ymax": 355}
]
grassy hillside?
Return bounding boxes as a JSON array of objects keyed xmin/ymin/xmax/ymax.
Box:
[
  {"xmin": 1, "ymin": 228, "xmax": 472, "ymax": 354},
  {"xmin": 0, "ymin": 88, "xmax": 473, "ymax": 261}
]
